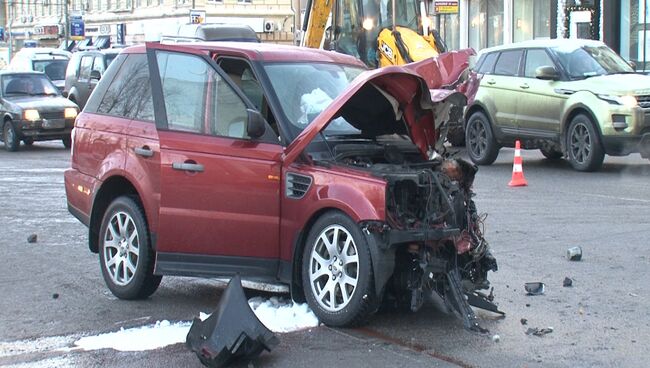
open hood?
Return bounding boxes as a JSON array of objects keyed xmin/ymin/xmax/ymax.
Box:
[{"xmin": 283, "ymin": 62, "xmax": 438, "ymax": 165}]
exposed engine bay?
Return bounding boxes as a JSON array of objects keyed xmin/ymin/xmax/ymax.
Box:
[{"xmin": 330, "ymin": 140, "xmax": 502, "ymax": 332}]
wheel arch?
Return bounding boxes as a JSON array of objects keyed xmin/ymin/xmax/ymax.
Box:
[
  {"xmin": 88, "ymin": 175, "xmax": 141, "ymax": 253},
  {"xmin": 561, "ymin": 105, "xmax": 602, "ymax": 153}
]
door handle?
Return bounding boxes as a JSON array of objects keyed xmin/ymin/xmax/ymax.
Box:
[
  {"xmin": 486, "ymin": 79, "xmax": 496, "ymax": 85},
  {"xmin": 172, "ymin": 162, "xmax": 204, "ymax": 172},
  {"xmin": 134, "ymin": 147, "xmax": 154, "ymax": 158},
  {"xmin": 520, "ymin": 84, "xmax": 530, "ymax": 89}
]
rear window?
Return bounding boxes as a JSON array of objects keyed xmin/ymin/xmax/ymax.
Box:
[
  {"xmin": 32, "ymin": 59, "xmax": 68, "ymax": 81},
  {"xmin": 493, "ymin": 50, "xmax": 523, "ymax": 76}
]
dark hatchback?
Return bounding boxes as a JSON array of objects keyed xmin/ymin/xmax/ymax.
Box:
[{"xmin": 1, "ymin": 71, "xmax": 79, "ymax": 151}]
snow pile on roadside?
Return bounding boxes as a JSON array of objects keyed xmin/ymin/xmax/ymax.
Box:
[
  {"xmin": 74, "ymin": 320, "xmax": 191, "ymax": 352},
  {"xmin": 73, "ymin": 296, "xmax": 319, "ymax": 351},
  {"xmin": 248, "ymin": 296, "xmax": 319, "ymax": 333}
]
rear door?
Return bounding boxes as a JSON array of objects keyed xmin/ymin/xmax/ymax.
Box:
[
  {"xmin": 145, "ymin": 43, "xmax": 283, "ymax": 273},
  {"xmin": 482, "ymin": 49, "xmax": 524, "ymax": 136}
]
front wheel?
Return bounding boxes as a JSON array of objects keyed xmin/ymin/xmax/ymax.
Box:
[
  {"xmin": 566, "ymin": 114, "xmax": 604, "ymax": 172},
  {"xmin": 62, "ymin": 135, "xmax": 72, "ymax": 149},
  {"xmin": 3, "ymin": 120, "xmax": 19, "ymax": 152},
  {"xmin": 302, "ymin": 212, "xmax": 376, "ymax": 327},
  {"xmin": 99, "ymin": 196, "xmax": 161, "ymax": 299},
  {"xmin": 465, "ymin": 112, "xmax": 499, "ymax": 165}
]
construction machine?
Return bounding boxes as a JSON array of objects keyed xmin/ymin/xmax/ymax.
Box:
[{"xmin": 301, "ymin": 0, "xmax": 473, "ymax": 145}]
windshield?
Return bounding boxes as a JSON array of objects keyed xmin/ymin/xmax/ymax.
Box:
[
  {"xmin": 2, "ymin": 75, "xmax": 60, "ymax": 96},
  {"xmin": 379, "ymin": 0, "xmax": 419, "ymax": 29},
  {"xmin": 552, "ymin": 45, "xmax": 634, "ymax": 79},
  {"xmin": 263, "ymin": 62, "xmax": 365, "ymax": 137},
  {"xmin": 32, "ymin": 59, "xmax": 68, "ymax": 81}
]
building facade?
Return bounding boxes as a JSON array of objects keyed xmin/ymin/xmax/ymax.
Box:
[{"xmin": 3, "ymin": 0, "xmax": 297, "ymax": 56}]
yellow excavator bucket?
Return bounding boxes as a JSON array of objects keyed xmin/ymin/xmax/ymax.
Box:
[{"xmin": 377, "ymin": 26, "xmax": 440, "ymax": 67}]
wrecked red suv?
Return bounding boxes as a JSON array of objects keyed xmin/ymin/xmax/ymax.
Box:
[{"xmin": 65, "ymin": 42, "xmax": 498, "ymax": 328}]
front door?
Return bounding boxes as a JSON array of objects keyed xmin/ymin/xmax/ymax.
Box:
[{"xmin": 145, "ymin": 43, "xmax": 283, "ymax": 272}]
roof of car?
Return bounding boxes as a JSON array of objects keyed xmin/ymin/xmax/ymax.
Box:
[
  {"xmin": 14, "ymin": 47, "xmax": 71, "ymax": 59},
  {"xmin": 0, "ymin": 70, "xmax": 46, "ymax": 77},
  {"xmin": 478, "ymin": 38, "xmax": 606, "ymax": 55},
  {"xmin": 123, "ymin": 42, "xmax": 366, "ymax": 66}
]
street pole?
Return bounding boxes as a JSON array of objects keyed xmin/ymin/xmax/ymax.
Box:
[
  {"xmin": 8, "ymin": 0, "xmax": 13, "ymax": 59},
  {"xmin": 64, "ymin": 0, "xmax": 69, "ymax": 48}
]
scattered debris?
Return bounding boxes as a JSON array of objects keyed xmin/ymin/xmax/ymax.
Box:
[
  {"xmin": 563, "ymin": 277, "xmax": 573, "ymax": 287},
  {"xmin": 520, "ymin": 318, "xmax": 528, "ymax": 325},
  {"xmin": 52, "ymin": 293, "xmax": 59, "ymax": 299},
  {"xmin": 27, "ymin": 234, "xmax": 38, "ymax": 243},
  {"xmin": 524, "ymin": 282, "xmax": 545, "ymax": 295},
  {"xmin": 566, "ymin": 246, "xmax": 582, "ymax": 261},
  {"xmin": 491, "ymin": 334, "xmax": 501, "ymax": 343},
  {"xmin": 629, "ymin": 293, "xmax": 638, "ymax": 297},
  {"xmin": 525, "ymin": 304, "xmax": 531, "ymax": 307},
  {"xmin": 186, "ymin": 275, "xmax": 279, "ymax": 368},
  {"xmin": 578, "ymin": 307, "xmax": 585, "ymax": 315},
  {"xmin": 525, "ymin": 327, "xmax": 554, "ymax": 337}
]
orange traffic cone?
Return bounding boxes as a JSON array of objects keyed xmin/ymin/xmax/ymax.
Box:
[{"xmin": 508, "ymin": 140, "xmax": 528, "ymax": 187}]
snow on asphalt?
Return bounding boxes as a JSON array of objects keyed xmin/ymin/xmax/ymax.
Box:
[{"xmin": 73, "ymin": 297, "xmax": 319, "ymax": 352}]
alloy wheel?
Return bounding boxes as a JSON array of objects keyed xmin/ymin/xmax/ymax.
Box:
[
  {"xmin": 103, "ymin": 211, "xmax": 140, "ymax": 286},
  {"xmin": 570, "ymin": 122, "xmax": 592, "ymax": 164},
  {"xmin": 467, "ymin": 119, "xmax": 488, "ymax": 158},
  {"xmin": 308, "ymin": 225, "xmax": 359, "ymax": 312}
]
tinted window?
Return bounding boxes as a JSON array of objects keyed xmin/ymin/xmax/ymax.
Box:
[
  {"xmin": 79, "ymin": 56, "xmax": 93, "ymax": 80},
  {"xmin": 97, "ymin": 54, "xmax": 153, "ymax": 121},
  {"xmin": 33, "ymin": 59, "xmax": 68, "ymax": 80},
  {"xmin": 477, "ymin": 52, "xmax": 498, "ymax": 74},
  {"xmin": 524, "ymin": 49, "xmax": 555, "ymax": 78},
  {"xmin": 156, "ymin": 51, "xmax": 248, "ymax": 139},
  {"xmin": 493, "ymin": 50, "xmax": 523, "ymax": 76}
]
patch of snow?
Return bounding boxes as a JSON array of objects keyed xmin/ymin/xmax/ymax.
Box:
[
  {"xmin": 0, "ymin": 336, "xmax": 77, "ymax": 358},
  {"xmin": 3, "ymin": 356, "xmax": 74, "ymax": 368},
  {"xmin": 248, "ymin": 296, "xmax": 319, "ymax": 333},
  {"xmin": 74, "ymin": 320, "xmax": 191, "ymax": 352}
]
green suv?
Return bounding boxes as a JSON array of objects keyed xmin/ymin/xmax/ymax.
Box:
[{"xmin": 465, "ymin": 39, "xmax": 650, "ymax": 171}]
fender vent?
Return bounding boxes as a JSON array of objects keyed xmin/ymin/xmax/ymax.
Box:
[{"xmin": 286, "ymin": 173, "xmax": 312, "ymax": 199}]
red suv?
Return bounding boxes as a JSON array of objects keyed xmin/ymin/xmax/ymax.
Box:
[{"xmin": 65, "ymin": 42, "xmax": 497, "ymax": 328}]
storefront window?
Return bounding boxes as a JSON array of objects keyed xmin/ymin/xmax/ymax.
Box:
[
  {"xmin": 621, "ymin": 0, "xmax": 650, "ymax": 71},
  {"xmin": 513, "ymin": 0, "xmax": 551, "ymax": 42},
  {"xmin": 468, "ymin": 0, "xmax": 503, "ymax": 50},
  {"xmin": 435, "ymin": 14, "xmax": 460, "ymax": 50}
]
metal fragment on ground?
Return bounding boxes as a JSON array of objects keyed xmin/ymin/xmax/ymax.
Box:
[
  {"xmin": 27, "ymin": 234, "xmax": 37, "ymax": 243},
  {"xmin": 524, "ymin": 282, "xmax": 545, "ymax": 295},
  {"xmin": 563, "ymin": 277, "xmax": 573, "ymax": 287},
  {"xmin": 525, "ymin": 327, "xmax": 554, "ymax": 336},
  {"xmin": 566, "ymin": 246, "xmax": 582, "ymax": 261}
]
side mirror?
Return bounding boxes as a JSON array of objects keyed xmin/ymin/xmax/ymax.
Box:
[
  {"xmin": 246, "ymin": 109, "xmax": 266, "ymax": 139},
  {"xmin": 535, "ymin": 66, "xmax": 559, "ymax": 81},
  {"xmin": 90, "ymin": 70, "xmax": 101, "ymax": 81}
]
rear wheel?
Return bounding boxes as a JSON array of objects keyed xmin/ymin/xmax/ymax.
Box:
[
  {"xmin": 302, "ymin": 211, "xmax": 376, "ymax": 327},
  {"xmin": 3, "ymin": 120, "xmax": 19, "ymax": 152},
  {"xmin": 466, "ymin": 112, "xmax": 499, "ymax": 165},
  {"xmin": 99, "ymin": 196, "xmax": 161, "ymax": 299},
  {"xmin": 566, "ymin": 114, "xmax": 604, "ymax": 172}
]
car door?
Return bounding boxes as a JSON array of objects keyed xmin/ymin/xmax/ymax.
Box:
[
  {"xmin": 145, "ymin": 43, "xmax": 283, "ymax": 270},
  {"xmin": 515, "ymin": 48, "xmax": 567, "ymax": 139},
  {"xmin": 483, "ymin": 49, "xmax": 524, "ymax": 136}
]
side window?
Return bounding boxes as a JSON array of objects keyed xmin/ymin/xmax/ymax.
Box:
[
  {"xmin": 477, "ymin": 52, "xmax": 498, "ymax": 74},
  {"xmin": 524, "ymin": 49, "xmax": 555, "ymax": 78},
  {"xmin": 97, "ymin": 54, "xmax": 154, "ymax": 121},
  {"xmin": 79, "ymin": 56, "xmax": 93, "ymax": 80},
  {"xmin": 92, "ymin": 56, "xmax": 105, "ymax": 75},
  {"xmin": 493, "ymin": 50, "xmax": 523, "ymax": 76},
  {"xmin": 156, "ymin": 52, "xmax": 248, "ymax": 139}
]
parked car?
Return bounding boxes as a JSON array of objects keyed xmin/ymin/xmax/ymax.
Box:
[
  {"xmin": 64, "ymin": 42, "xmax": 497, "ymax": 328},
  {"xmin": 160, "ymin": 23, "xmax": 260, "ymax": 43},
  {"xmin": 465, "ymin": 39, "xmax": 650, "ymax": 171},
  {"xmin": 8, "ymin": 48, "xmax": 71, "ymax": 91},
  {"xmin": 64, "ymin": 48, "xmax": 121, "ymax": 110},
  {"xmin": 1, "ymin": 71, "xmax": 79, "ymax": 151}
]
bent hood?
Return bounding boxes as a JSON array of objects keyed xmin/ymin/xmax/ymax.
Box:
[{"xmin": 283, "ymin": 63, "xmax": 437, "ymax": 165}]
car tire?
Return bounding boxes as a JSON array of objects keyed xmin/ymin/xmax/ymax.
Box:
[
  {"xmin": 566, "ymin": 114, "xmax": 604, "ymax": 172},
  {"xmin": 302, "ymin": 211, "xmax": 376, "ymax": 327},
  {"xmin": 98, "ymin": 196, "xmax": 162, "ymax": 300},
  {"xmin": 540, "ymin": 147, "xmax": 563, "ymax": 160},
  {"xmin": 62, "ymin": 135, "xmax": 72, "ymax": 149},
  {"xmin": 23, "ymin": 137, "xmax": 34, "ymax": 146},
  {"xmin": 466, "ymin": 111, "xmax": 499, "ymax": 165},
  {"xmin": 3, "ymin": 120, "xmax": 20, "ymax": 152}
]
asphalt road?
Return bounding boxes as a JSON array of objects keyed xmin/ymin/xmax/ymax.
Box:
[{"xmin": 0, "ymin": 141, "xmax": 648, "ymax": 368}]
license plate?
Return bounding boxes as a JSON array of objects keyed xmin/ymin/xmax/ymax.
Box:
[{"xmin": 42, "ymin": 119, "xmax": 65, "ymax": 129}]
